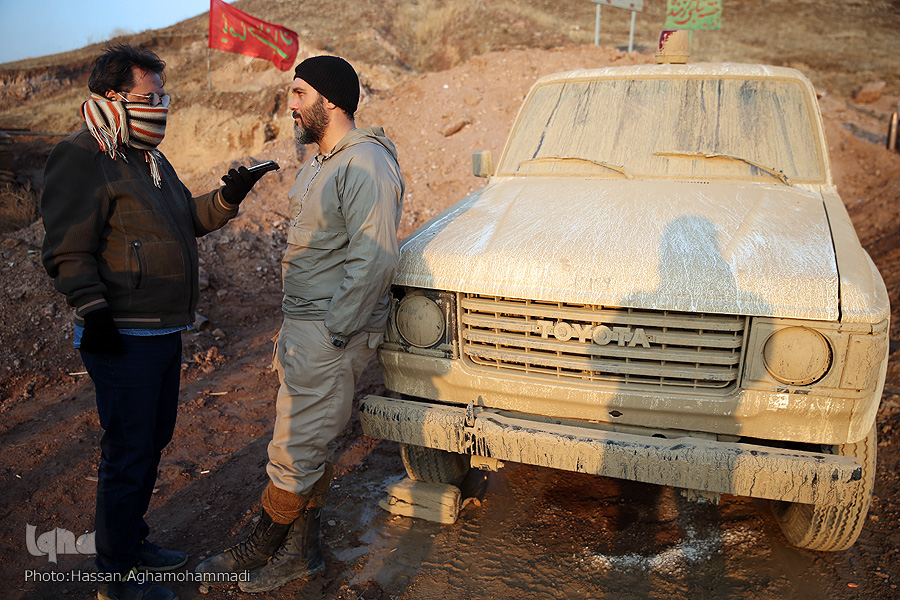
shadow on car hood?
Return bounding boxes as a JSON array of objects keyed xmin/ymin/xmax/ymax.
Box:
[{"xmin": 397, "ymin": 177, "xmax": 839, "ymax": 320}]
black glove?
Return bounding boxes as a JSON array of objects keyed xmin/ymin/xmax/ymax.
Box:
[
  {"xmin": 220, "ymin": 166, "xmax": 267, "ymax": 205},
  {"xmin": 80, "ymin": 307, "xmax": 124, "ymax": 355}
]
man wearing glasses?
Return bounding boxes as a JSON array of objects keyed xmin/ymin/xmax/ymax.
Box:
[{"xmin": 40, "ymin": 44, "xmax": 273, "ymax": 600}]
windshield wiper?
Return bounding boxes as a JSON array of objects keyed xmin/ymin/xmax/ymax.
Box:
[
  {"xmin": 653, "ymin": 150, "xmax": 791, "ymax": 186},
  {"xmin": 518, "ymin": 155, "xmax": 633, "ymax": 179}
]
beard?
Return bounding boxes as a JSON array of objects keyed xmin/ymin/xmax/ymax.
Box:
[{"xmin": 293, "ymin": 96, "xmax": 329, "ymax": 147}]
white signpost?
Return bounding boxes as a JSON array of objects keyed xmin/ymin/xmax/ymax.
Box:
[{"xmin": 591, "ymin": 0, "xmax": 643, "ymax": 52}]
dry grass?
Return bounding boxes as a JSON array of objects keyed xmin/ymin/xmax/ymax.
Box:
[
  {"xmin": 0, "ymin": 182, "xmax": 39, "ymax": 233},
  {"xmin": 395, "ymin": 0, "xmax": 468, "ymax": 62}
]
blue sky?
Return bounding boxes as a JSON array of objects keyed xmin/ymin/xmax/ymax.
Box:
[{"xmin": 0, "ymin": 0, "xmax": 214, "ymax": 63}]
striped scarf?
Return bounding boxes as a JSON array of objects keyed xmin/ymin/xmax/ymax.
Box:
[{"xmin": 81, "ymin": 93, "xmax": 168, "ymax": 187}]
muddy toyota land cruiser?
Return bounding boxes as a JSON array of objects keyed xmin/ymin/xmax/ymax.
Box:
[{"xmin": 359, "ymin": 45, "xmax": 889, "ymax": 551}]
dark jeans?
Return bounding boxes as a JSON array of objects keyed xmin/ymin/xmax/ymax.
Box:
[{"xmin": 80, "ymin": 332, "xmax": 182, "ymax": 573}]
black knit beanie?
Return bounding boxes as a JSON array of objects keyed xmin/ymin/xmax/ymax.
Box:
[{"xmin": 293, "ymin": 56, "xmax": 359, "ymax": 114}]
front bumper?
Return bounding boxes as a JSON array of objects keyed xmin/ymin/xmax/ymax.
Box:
[
  {"xmin": 359, "ymin": 395, "xmax": 863, "ymax": 506},
  {"xmin": 377, "ymin": 346, "xmax": 883, "ymax": 445}
]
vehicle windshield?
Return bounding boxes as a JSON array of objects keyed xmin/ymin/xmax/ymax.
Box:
[{"xmin": 498, "ymin": 76, "xmax": 825, "ymax": 182}]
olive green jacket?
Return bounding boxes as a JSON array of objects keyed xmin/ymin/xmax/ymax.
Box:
[{"xmin": 282, "ymin": 127, "xmax": 405, "ymax": 340}]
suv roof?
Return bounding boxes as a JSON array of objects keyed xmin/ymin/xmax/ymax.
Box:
[{"xmin": 534, "ymin": 62, "xmax": 819, "ymax": 84}]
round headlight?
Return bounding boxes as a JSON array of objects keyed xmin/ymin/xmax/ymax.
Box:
[
  {"xmin": 396, "ymin": 295, "xmax": 445, "ymax": 348},
  {"xmin": 762, "ymin": 326, "xmax": 832, "ymax": 385}
]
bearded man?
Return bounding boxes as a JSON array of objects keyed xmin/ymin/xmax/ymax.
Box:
[
  {"xmin": 197, "ymin": 55, "xmax": 404, "ymax": 593},
  {"xmin": 40, "ymin": 44, "xmax": 273, "ymax": 600}
]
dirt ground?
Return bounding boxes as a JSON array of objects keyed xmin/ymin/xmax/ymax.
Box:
[{"xmin": 3, "ymin": 1, "xmax": 900, "ymax": 599}]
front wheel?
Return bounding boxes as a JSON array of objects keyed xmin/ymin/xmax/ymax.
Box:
[
  {"xmin": 770, "ymin": 425, "xmax": 876, "ymax": 551},
  {"xmin": 401, "ymin": 443, "xmax": 470, "ymax": 485}
]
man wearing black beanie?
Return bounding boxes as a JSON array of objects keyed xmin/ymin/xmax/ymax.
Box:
[{"xmin": 198, "ymin": 56, "xmax": 405, "ymax": 593}]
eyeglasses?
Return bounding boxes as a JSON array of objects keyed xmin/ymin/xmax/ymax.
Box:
[{"xmin": 117, "ymin": 91, "xmax": 170, "ymax": 108}]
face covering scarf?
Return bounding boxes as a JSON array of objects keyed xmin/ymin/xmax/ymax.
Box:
[{"xmin": 81, "ymin": 93, "xmax": 168, "ymax": 187}]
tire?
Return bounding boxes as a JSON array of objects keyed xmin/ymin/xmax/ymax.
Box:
[
  {"xmin": 401, "ymin": 443, "xmax": 470, "ymax": 485},
  {"xmin": 770, "ymin": 425, "xmax": 876, "ymax": 551}
]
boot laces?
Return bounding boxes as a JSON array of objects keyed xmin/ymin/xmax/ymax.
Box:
[
  {"xmin": 269, "ymin": 535, "xmax": 292, "ymax": 565},
  {"xmin": 228, "ymin": 523, "xmax": 268, "ymax": 562}
]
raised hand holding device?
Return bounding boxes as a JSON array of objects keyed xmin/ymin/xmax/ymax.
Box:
[{"xmin": 221, "ymin": 161, "xmax": 280, "ymax": 205}]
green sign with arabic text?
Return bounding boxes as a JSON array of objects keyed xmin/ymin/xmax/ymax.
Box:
[{"xmin": 665, "ymin": 0, "xmax": 722, "ymax": 30}]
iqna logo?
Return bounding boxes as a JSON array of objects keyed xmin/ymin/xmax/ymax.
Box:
[{"xmin": 26, "ymin": 525, "xmax": 96, "ymax": 563}]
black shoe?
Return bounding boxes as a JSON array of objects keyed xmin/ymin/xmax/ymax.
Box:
[
  {"xmin": 238, "ymin": 507, "xmax": 325, "ymax": 593},
  {"xmin": 138, "ymin": 541, "xmax": 187, "ymax": 572},
  {"xmin": 195, "ymin": 508, "xmax": 291, "ymax": 586},
  {"xmin": 97, "ymin": 568, "xmax": 177, "ymax": 600}
]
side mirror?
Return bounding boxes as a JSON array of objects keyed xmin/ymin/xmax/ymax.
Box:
[{"xmin": 472, "ymin": 151, "xmax": 493, "ymax": 178}]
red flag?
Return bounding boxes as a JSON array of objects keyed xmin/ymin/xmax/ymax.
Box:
[{"xmin": 208, "ymin": 0, "xmax": 299, "ymax": 71}]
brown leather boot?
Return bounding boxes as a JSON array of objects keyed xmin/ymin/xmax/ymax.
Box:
[
  {"xmin": 238, "ymin": 505, "xmax": 324, "ymax": 593},
  {"xmin": 238, "ymin": 467, "xmax": 332, "ymax": 593},
  {"xmin": 195, "ymin": 508, "xmax": 291, "ymax": 586}
]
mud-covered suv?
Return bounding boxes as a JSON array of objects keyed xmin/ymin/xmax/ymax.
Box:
[{"xmin": 359, "ymin": 59, "xmax": 889, "ymax": 551}]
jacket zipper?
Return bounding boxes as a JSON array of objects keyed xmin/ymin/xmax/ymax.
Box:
[
  {"xmin": 132, "ymin": 240, "xmax": 144, "ymax": 289},
  {"xmin": 290, "ymin": 156, "xmax": 326, "ymax": 227}
]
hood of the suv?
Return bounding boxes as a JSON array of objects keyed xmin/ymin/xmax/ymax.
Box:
[{"xmin": 397, "ymin": 177, "xmax": 840, "ymax": 320}]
